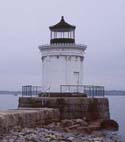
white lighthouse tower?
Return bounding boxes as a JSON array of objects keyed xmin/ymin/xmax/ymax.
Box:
[{"xmin": 39, "ymin": 16, "xmax": 87, "ymax": 92}]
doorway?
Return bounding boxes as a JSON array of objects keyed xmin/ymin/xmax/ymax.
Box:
[{"xmin": 73, "ymin": 72, "xmax": 80, "ymax": 85}]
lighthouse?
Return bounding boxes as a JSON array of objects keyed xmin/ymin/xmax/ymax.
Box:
[{"xmin": 39, "ymin": 16, "xmax": 87, "ymax": 92}]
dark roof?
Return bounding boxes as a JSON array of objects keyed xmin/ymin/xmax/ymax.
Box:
[{"xmin": 49, "ymin": 16, "xmax": 76, "ymax": 31}]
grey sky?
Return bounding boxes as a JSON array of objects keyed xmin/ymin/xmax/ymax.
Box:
[{"xmin": 0, "ymin": 0, "xmax": 124, "ymax": 90}]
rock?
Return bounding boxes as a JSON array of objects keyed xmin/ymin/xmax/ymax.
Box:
[
  {"xmin": 93, "ymin": 137, "xmax": 103, "ymax": 141},
  {"xmin": 68, "ymin": 124, "xmax": 81, "ymax": 129},
  {"xmin": 75, "ymin": 119, "xmax": 83, "ymax": 123},
  {"xmin": 75, "ymin": 119, "xmax": 88, "ymax": 126},
  {"xmin": 100, "ymin": 119, "xmax": 119, "ymax": 131},
  {"xmin": 61, "ymin": 119, "xmax": 73, "ymax": 127},
  {"xmin": 67, "ymin": 136, "xmax": 75, "ymax": 141},
  {"xmin": 0, "ymin": 127, "xmax": 122, "ymax": 142},
  {"xmin": 64, "ymin": 127, "xmax": 70, "ymax": 132},
  {"xmin": 61, "ymin": 138, "xmax": 73, "ymax": 142},
  {"xmin": 91, "ymin": 131, "xmax": 104, "ymax": 137},
  {"xmin": 83, "ymin": 117, "xmax": 87, "ymax": 121},
  {"xmin": 47, "ymin": 134, "xmax": 57, "ymax": 140},
  {"xmin": 46, "ymin": 122, "xmax": 56, "ymax": 128}
]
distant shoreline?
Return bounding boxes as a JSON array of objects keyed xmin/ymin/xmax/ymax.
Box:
[
  {"xmin": 0, "ymin": 90, "xmax": 125, "ymax": 96},
  {"xmin": 0, "ymin": 91, "xmax": 21, "ymax": 95}
]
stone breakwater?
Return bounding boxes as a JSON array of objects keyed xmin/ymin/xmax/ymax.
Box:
[
  {"xmin": 0, "ymin": 108, "xmax": 120, "ymax": 141},
  {"xmin": 0, "ymin": 108, "xmax": 60, "ymax": 135},
  {"xmin": 0, "ymin": 96, "xmax": 120, "ymax": 141},
  {"xmin": 1, "ymin": 127, "xmax": 122, "ymax": 142}
]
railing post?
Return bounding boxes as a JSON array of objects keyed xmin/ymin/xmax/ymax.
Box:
[
  {"xmin": 60, "ymin": 85, "xmax": 62, "ymax": 93},
  {"xmin": 102, "ymin": 86, "xmax": 105, "ymax": 97},
  {"xmin": 69, "ymin": 85, "xmax": 70, "ymax": 92}
]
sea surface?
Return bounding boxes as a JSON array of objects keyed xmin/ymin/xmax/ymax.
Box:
[
  {"xmin": 107, "ymin": 95, "xmax": 125, "ymax": 139},
  {"xmin": 0, "ymin": 94, "xmax": 124, "ymax": 139}
]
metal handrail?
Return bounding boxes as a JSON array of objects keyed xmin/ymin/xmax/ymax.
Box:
[
  {"xmin": 22, "ymin": 85, "xmax": 43, "ymax": 97},
  {"xmin": 39, "ymin": 43, "xmax": 87, "ymax": 49},
  {"xmin": 60, "ymin": 85, "xmax": 105, "ymax": 97},
  {"xmin": 22, "ymin": 85, "xmax": 105, "ymax": 97}
]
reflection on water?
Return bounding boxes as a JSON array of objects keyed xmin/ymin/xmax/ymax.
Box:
[{"xmin": 0, "ymin": 94, "xmax": 124, "ymax": 139}]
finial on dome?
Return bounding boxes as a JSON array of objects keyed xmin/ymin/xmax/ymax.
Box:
[{"xmin": 61, "ymin": 16, "xmax": 64, "ymax": 21}]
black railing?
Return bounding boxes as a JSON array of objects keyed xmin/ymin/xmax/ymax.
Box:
[
  {"xmin": 22, "ymin": 85, "xmax": 105, "ymax": 97},
  {"xmin": 22, "ymin": 85, "xmax": 42, "ymax": 97},
  {"xmin": 60, "ymin": 85, "xmax": 105, "ymax": 97}
]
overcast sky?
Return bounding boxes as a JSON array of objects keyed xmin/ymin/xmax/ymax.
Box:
[{"xmin": 0, "ymin": 0, "xmax": 124, "ymax": 91}]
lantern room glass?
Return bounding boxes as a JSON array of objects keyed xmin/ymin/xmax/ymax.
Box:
[{"xmin": 51, "ymin": 31, "xmax": 75, "ymax": 40}]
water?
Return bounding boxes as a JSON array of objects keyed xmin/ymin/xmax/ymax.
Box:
[
  {"xmin": 107, "ymin": 96, "xmax": 125, "ymax": 139},
  {"xmin": 0, "ymin": 94, "xmax": 19, "ymax": 110},
  {"xmin": 0, "ymin": 94, "xmax": 124, "ymax": 139}
]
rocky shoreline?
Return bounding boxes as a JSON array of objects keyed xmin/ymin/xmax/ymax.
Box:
[
  {"xmin": 0, "ymin": 118, "xmax": 122, "ymax": 142},
  {"xmin": 0, "ymin": 109, "xmax": 122, "ymax": 142},
  {"xmin": 0, "ymin": 127, "xmax": 122, "ymax": 142}
]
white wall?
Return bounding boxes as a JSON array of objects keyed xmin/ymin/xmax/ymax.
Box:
[{"xmin": 39, "ymin": 45, "xmax": 86, "ymax": 92}]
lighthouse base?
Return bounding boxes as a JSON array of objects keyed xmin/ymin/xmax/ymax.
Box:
[{"xmin": 19, "ymin": 96, "xmax": 110, "ymax": 121}]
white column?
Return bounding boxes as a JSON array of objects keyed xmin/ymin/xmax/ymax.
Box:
[
  {"xmin": 80, "ymin": 56, "xmax": 84, "ymax": 84},
  {"xmin": 65, "ymin": 56, "xmax": 68, "ymax": 85}
]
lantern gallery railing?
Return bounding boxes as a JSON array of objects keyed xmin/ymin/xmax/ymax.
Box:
[
  {"xmin": 22, "ymin": 85, "xmax": 43, "ymax": 97},
  {"xmin": 60, "ymin": 85, "xmax": 105, "ymax": 97},
  {"xmin": 39, "ymin": 43, "xmax": 87, "ymax": 49},
  {"xmin": 22, "ymin": 85, "xmax": 104, "ymax": 97}
]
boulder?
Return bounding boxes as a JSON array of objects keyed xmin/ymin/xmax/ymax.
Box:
[
  {"xmin": 61, "ymin": 119, "xmax": 73, "ymax": 127},
  {"xmin": 68, "ymin": 124, "xmax": 80, "ymax": 129},
  {"xmin": 100, "ymin": 119, "xmax": 119, "ymax": 131},
  {"xmin": 75, "ymin": 119, "xmax": 88, "ymax": 126}
]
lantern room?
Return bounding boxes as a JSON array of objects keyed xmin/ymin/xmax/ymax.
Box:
[{"xmin": 49, "ymin": 16, "xmax": 76, "ymax": 44}]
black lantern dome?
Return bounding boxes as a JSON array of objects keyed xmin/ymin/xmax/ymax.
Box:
[{"xmin": 49, "ymin": 16, "xmax": 76, "ymax": 44}]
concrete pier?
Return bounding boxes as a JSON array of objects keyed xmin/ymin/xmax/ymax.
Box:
[
  {"xmin": 19, "ymin": 97, "xmax": 110, "ymax": 120},
  {"xmin": 0, "ymin": 108, "xmax": 60, "ymax": 134}
]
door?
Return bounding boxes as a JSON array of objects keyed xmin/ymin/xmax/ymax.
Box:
[
  {"xmin": 74, "ymin": 72, "xmax": 80, "ymax": 85},
  {"xmin": 73, "ymin": 72, "xmax": 80, "ymax": 92}
]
